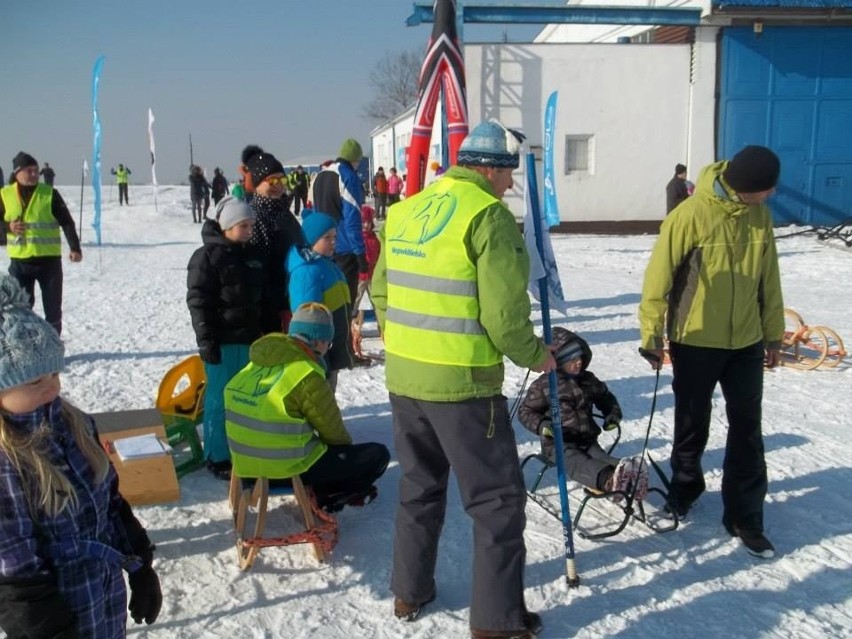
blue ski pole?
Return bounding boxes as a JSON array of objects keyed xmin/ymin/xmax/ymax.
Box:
[{"xmin": 526, "ymin": 152, "xmax": 580, "ymax": 587}]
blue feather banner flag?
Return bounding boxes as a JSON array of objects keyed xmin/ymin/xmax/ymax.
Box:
[
  {"xmin": 543, "ymin": 91, "xmax": 560, "ymax": 228},
  {"xmin": 91, "ymin": 55, "xmax": 105, "ymax": 245}
]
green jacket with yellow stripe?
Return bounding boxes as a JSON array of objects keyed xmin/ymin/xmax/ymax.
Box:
[{"xmin": 638, "ymin": 160, "xmax": 785, "ymax": 352}]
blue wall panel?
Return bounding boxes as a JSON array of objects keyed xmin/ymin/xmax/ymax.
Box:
[{"xmin": 719, "ymin": 26, "xmax": 852, "ymax": 226}]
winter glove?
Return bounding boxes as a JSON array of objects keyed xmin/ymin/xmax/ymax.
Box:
[
  {"xmin": 357, "ymin": 253, "xmax": 370, "ymax": 274},
  {"xmin": 539, "ymin": 420, "xmax": 554, "ymax": 439},
  {"xmin": 128, "ymin": 565, "xmax": 162, "ymax": 625},
  {"xmin": 603, "ymin": 412, "xmax": 621, "ymax": 431},
  {"xmin": 199, "ymin": 341, "xmax": 221, "ymax": 365}
]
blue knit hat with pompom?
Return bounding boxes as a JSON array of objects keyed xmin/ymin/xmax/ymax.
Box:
[{"xmin": 0, "ymin": 275, "xmax": 64, "ymax": 391}]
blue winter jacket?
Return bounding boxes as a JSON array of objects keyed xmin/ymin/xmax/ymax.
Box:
[
  {"xmin": 310, "ymin": 159, "xmax": 366, "ymax": 257},
  {"xmin": 286, "ymin": 244, "xmax": 353, "ymax": 372}
]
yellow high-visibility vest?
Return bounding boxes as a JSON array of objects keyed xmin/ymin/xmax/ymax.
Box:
[
  {"xmin": 383, "ymin": 177, "xmax": 502, "ymax": 367},
  {"xmin": 224, "ymin": 357, "xmax": 327, "ymax": 479},
  {"xmin": 1, "ymin": 184, "xmax": 61, "ymax": 259}
]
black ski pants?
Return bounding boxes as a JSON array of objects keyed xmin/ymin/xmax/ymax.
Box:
[
  {"xmin": 390, "ymin": 394, "xmax": 529, "ymax": 632},
  {"xmin": 118, "ymin": 183, "xmax": 129, "ymax": 205},
  {"xmin": 300, "ymin": 443, "xmax": 389, "ymax": 500},
  {"xmin": 9, "ymin": 257, "xmax": 64, "ymax": 335},
  {"xmin": 669, "ymin": 341, "xmax": 768, "ymax": 531}
]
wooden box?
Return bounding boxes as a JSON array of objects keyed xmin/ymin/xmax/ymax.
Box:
[{"xmin": 96, "ymin": 414, "xmax": 180, "ymax": 506}]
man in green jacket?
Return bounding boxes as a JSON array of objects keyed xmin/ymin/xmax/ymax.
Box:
[
  {"xmin": 638, "ymin": 145, "xmax": 784, "ymax": 559},
  {"xmin": 372, "ymin": 120, "xmax": 555, "ymax": 639}
]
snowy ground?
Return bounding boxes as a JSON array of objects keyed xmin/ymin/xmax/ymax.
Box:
[{"xmin": 6, "ymin": 184, "xmax": 851, "ymax": 638}]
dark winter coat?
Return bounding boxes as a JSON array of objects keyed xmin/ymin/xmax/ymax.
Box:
[
  {"xmin": 187, "ymin": 220, "xmax": 276, "ymax": 355},
  {"xmin": 211, "ymin": 174, "xmax": 229, "ymax": 204},
  {"xmin": 518, "ymin": 330, "xmax": 622, "ymax": 450},
  {"xmin": 189, "ymin": 173, "xmax": 212, "ymax": 203},
  {"xmin": 0, "ymin": 399, "xmax": 153, "ymax": 639},
  {"xmin": 247, "ymin": 195, "xmax": 306, "ymax": 314},
  {"xmin": 666, "ymin": 175, "xmax": 689, "ymax": 214}
]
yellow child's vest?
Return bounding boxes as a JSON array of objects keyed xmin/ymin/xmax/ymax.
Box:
[
  {"xmin": 1, "ymin": 184, "xmax": 61, "ymax": 259},
  {"xmin": 383, "ymin": 177, "xmax": 502, "ymax": 367},
  {"xmin": 224, "ymin": 357, "xmax": 328, "ymax": 479}
]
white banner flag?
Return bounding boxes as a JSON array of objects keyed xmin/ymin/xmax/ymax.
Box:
[
  {"xmin": 148, "ymin": 108, "xmax": 158, "ymax": 187},
  {"xmin": 83, "ymin": 159, "xmax": 89, "ymax": 177}
]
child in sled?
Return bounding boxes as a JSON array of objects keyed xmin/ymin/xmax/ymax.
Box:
[
  {"xmin": 0, "ymin": 275, "xmax": 162, "ymax": 638},
  {"xmin": 518, "ymin": 327, "xmax": 649, "ymax": 500}
]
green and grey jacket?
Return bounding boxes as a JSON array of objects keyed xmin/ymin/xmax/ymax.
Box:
[{"xmin": 639, "ymin": 160, "xmax": 784, "ymax": 351}]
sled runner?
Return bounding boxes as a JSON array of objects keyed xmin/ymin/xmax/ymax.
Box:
[
  {"xmin": 228, "ymin": 473, "xmax": 339, "ymax": 570},
  {"xmin": 521, "ymin": 422, "xmax": 678, "ymax": 540}
]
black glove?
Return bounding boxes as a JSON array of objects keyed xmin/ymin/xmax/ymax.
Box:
[
  {"xmin": 604, "ymin": 412, "xmax": 621, "ymax": 431},
  {"xmin": 199, "ymin": 341, "xmax": 221, "ymax": 365},
  {"xmin": 356, "ymin": 253, "xmax": 369, "ymax": 274},
  {"xmin": 128, "ymin": 565, "xmax": 162, "ymax": 625}
]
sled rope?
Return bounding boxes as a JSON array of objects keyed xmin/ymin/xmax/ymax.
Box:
[{"xmin": 243, "ymin": 492, "xmax": 339, "ymax": 553}]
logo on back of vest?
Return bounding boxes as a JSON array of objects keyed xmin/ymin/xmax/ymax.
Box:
[{"xmin": 390, "ymin": 192, "xmax": 456, "ymax": 246}]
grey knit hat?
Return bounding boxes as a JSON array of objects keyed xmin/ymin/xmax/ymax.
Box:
[
  {"xmin": 457, "ymin": 119, "xmax": 525, "ymax": 168},
  {"xmin": 0, "ymin": 275, "xmax": 64, "ymax": 391},
  {"xmin": 215, "ymin": 196, "xmax": 255, "ymax": 230}
]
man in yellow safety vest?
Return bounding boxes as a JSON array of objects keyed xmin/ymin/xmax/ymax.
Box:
[
  {"xmin": 372, "ymin": 119, "xmax": 556, "ymax": 638},
  {"xmin": 1, "ymin": 152, "xmax": 82, "ymax": 335}
]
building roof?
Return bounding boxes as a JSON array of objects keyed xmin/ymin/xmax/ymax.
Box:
[{"xmin": 713, "ymin": 0, "xmax": 852, "ymax": 7}]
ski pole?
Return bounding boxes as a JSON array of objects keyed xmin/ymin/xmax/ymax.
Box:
[{"xmin": 527, "ymin": 152, "xmax": 580, "ymax": 588}]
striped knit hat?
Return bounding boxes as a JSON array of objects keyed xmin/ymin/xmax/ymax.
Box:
[
  {"xmin": 457, "ymin": 120, "xmax": 525, "ymax": 169},
  {"xmin": 289, "ymin": 303, "xmax": 334, "ymax": 343}
]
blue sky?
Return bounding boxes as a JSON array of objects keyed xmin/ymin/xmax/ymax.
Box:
[{"xmin": 1, "ymin": 0, "xmax": 541, "ymax": 185}]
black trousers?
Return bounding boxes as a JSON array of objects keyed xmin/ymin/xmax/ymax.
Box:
[
  {"xmin": 118, "ymin": 183, "xmax": 129, "ymax": 205},
  {"xmin": 333, "ymin": 252, "xmax": 359, "ymax": 312},
  {"xmin": 669, "ymin": 341, "xmax": 768, "ymax": 530},
  {"xmin": 300, "ymin": 443, "xmax": 389, "ymax": 499},
  {"xmin": 9, "ymin": 258, "xmax": 64, "ymax": 335}
]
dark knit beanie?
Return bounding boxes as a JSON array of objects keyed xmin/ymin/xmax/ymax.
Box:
[
  {"xmin": 12, "ymin": 152, "xmax": 38, "ymax": 175},
  {"xmin": 722, "ymin": 146, "xmax": 780, "ymax": 194},
  {"xmin": 289, "ymin": 302, "xmax": 334, "ymax": 343},
  {"xmin": 245, "ymin": 149, "xmax": 284, "ymax": 186}
]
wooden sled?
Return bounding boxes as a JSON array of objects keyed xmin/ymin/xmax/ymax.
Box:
[
  {"xmin": 228, "ymin": 474, "xmax": 339, "ymax": 570},
  {"xmin": 781, "ymin": 309, "xmax": 847, "ymax": 370}
]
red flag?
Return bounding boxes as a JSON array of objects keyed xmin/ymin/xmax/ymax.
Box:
[{"xmin": 405, "ymin": 0, "xmax": 468, "ymax": 197}]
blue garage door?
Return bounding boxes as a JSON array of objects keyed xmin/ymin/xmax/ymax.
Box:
[{"xmin": 719, "ymin": 26, "xmax": 852, "ymax": 225}]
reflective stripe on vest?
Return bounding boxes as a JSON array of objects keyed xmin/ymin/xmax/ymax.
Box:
[
  {"xmin": 383, "ymin": 177, "xmax": 502, "ymax": 367},
  {"xmin": 224, "ymin": 357, "xmax": 327, "ymax": 479},
  {"xmin": 115, "ymin": 168, "xmax": 129, "ymax": 183},
  {"xmin": 1, "ymin": 184, "xmax": 61, "ymax": 259}
]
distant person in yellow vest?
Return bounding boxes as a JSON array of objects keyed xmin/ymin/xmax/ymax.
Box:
[
  {"xmin": 110, "ymin": 163, "xmax": 131, "ymax": 205},
  {"xmin": 224, "ymin": 303, "xmax": 389, "ymax": 512},
  {"xmin": 372, "ymin": 119, "xmax": 556, "ymax": 638},
  {"xmin": 0, "ymin": 152, "xmax": 82, "ymax": 335}
]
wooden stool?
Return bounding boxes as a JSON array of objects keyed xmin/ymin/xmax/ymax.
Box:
[{"xmin": 228, "ymin": 473, "xmax": 339, "ymax": 570}]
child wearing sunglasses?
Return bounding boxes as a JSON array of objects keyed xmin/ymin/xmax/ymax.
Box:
[{"xmin": 0, "ymin": 275, "xmax": 162, "ymax": 637}]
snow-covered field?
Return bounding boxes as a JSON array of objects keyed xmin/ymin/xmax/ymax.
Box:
[{"xmin": 6, "ymin": 184, "xmax": 850, "ymax": 638}]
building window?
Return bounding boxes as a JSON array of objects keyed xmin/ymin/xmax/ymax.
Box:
[{"xmin": 564, "ymin": 135, "xmax": 593, "ymax": 174}]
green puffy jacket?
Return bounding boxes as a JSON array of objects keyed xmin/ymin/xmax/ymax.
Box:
[
  {"xmin": 251, "ymin": 333, "xmax": 353, "ymax": 446},
  {"xmin": 638, "ymin": 160, "xmax": 784, "ymax": 351},
  {"xmin": 371, "ymin": 166, "xmax": 548, "ymax": 401}
]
